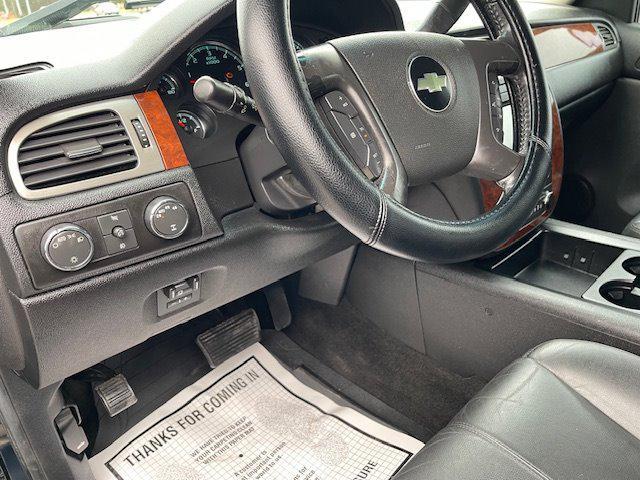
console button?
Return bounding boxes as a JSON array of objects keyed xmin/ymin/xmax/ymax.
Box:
[
  {"xmin": 112, "ymin": 226, "xmax": 126, "ymax": 239},
  {"xmin": 41, "ymin": 224, "xmax": 94, "ymax": 272},
  {"xmin": 131, "ymin": 119, "xmax": 151, "ymax": 148},
  {"xmin": 167, "ymin": 294, "xmax": 193, "ymax": 310},
  {"xmin": 572, "ymin": 247, "xmax": 594, "ymax": 272},
  {"xmin": 165, "ymin": 280, "xmax": 192, "ymax": 300},
  {"xmin": 97, "ymin": 210, "xmax": 133, "ymax": 235},
  {"xmin": 323, "ymin": 91, "xmax": 358, "ymax": 118},
  {"xmin": 104, "ymin": 228, "xmax": 138, "ymax": 255}
]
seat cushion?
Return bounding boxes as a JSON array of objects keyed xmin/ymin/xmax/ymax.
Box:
[
  {"xmin": 623, "ymin": 215, "xmax": 640, "ymax": 238},
  {"xmin": 395, "ymin": 339, "xmax": 640, "ymax": 479}
]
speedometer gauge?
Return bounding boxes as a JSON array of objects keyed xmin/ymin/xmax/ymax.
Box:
[{"xmin": 185, "ymin": 42, "xmax": 250, "ymax": 95}]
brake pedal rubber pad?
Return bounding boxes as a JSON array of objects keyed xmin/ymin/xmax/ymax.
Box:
[
  {"xmin": 196, "ymin": 309, "xmax": 261, "ymax": 368},
  {"xmin": 95, "ymin": 374, "xmax": 138, "ymax": 418}
]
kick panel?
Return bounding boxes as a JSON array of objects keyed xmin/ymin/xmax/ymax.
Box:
[{"xmin": 15, "ymin": 182, "xmax": 215, "ymax": 290}]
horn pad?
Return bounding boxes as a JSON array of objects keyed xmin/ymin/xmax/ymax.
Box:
[{"xmin": 329, "ymin": 32, "xmax": 481, "ymax": 185}]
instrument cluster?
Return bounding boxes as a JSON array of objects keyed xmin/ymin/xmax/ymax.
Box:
[{"xmin": 151, "ymin": 25, "xmax": 333, "ymax": 141}]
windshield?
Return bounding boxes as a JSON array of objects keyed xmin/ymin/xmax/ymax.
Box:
[
  {"xmin": 2, "ymin": 0, "xmax": 575, "ymax": 38},
  {"xmin": 0, "ymin": 0, "xmax": 162, "ymax": 37},
  {"xmin": 397, "ymin": 0, "xmax": 575, "ymax": 31}
]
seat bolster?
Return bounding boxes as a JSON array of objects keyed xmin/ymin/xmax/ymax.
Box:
[
  {"xmin": 393, "ymin": 428, "xmax": 545, "ymax": 480},
  {"xmin": 623, "ymin": 215, "xmax": 640, "ymax": 238},
  {"xmin": 528, "ymin": 339, "xmax": 640, "ymax": 440},
  {"xmin": 395, "ymin": 340, "xmax": 640, "ymax": 480}
]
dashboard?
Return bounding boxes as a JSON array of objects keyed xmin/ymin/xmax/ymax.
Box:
[{"xmin": 0, "ymin": 0, "xmax": 627, "ymax": 390}]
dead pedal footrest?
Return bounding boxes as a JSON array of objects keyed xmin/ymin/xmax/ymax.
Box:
[
  {"xmin": 95, "ymin": 374, "xmax": 138, "ymax": 418},
  {"xmin": 196, "ymin": 309, "xmax": 261, "ymax": 368}
]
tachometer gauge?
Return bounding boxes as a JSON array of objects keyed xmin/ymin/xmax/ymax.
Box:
[{"xmin": 185, "ymin": 42, "xmax": 250, "ymax": 95}]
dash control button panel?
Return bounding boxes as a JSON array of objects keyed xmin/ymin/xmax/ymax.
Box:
[
  {"xmin": 97, "ymin": 210, "xmax": 133, "ymax": 235},
  {"xmin": 15, "ymin": 182, "xmax": 208, "ymax": 290},
  {"xmin": 98, "ymin": 209, "xmax": 138, "ymax": 255}
]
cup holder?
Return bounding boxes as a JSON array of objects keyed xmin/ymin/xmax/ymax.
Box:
[
  {"xmin": 600, "ymin": 280, "xmax": 640, "ymax": 310},
  {"xmin": 622, "ymin": 257, "xmax": 640, "ymax": 276}
]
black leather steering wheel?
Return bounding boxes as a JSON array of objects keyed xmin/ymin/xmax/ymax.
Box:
[{"xmin": 237, "ymin": 0, "xmax": 553, "ymax": 263}]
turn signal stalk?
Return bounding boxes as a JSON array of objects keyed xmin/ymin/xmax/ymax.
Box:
[{"xmin": 193, "ymin": 76, "xmax": 263, "ymax": 126}]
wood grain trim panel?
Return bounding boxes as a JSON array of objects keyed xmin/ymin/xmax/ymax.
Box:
[
  {"xmin": 480, "ymin": 102, "xmax": 564, "ymax": 250},
  {"xmin": 533, "ymin": 23, "xmax": 604, "ymax": 69},
  {"xmin": 134, "ymin": 91, "xmax": 189, "ymax": 170}
]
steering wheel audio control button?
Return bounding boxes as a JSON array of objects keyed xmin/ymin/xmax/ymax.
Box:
[
  {"xmin": 41, "ymin": 224, "xmax": 94, "ymax": 272},
  {"xmin": 322, "ymin": 91, "xmax": 357, "ymax": 118},
  {"xmin": 145, "ymin": 196, "xmax": 189, "ymax": 240},
  {"xmin": 368, "ymin": 143, "xmax": 383, "ymax": 177}
]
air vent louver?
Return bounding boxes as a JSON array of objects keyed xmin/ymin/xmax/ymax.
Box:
[
  {"xmin": 0, "ymin": 62, "xmax": 51, "ymax": 80},
  {"xmin": 596, "ymin": 24, "xmax": 617, "ymax": 49},
  {"xmin": 17, "ymin": 111, "xmax": 138, "ymax": 190}
]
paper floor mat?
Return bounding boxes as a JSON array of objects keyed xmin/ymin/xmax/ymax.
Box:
[{"xmin": 89, "ymin": 343, "xmax": 424, "ymax": 480}]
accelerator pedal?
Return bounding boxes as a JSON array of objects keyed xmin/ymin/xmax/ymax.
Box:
[
  {"xmin": 196, "ymin": 309, "xmax": 261, "ymax": 368},
  {"xmin": 94, "ymin": 374, "xmax": 138, "ymax": 418}
]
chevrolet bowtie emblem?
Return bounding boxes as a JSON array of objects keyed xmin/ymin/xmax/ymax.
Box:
[{"xmin": 417, "ymin": 72, "xmax": 448, "ymax": 93}]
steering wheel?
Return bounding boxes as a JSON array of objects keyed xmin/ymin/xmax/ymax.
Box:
[{"xmin": 237, "ymin": 0, "xmax": 553, "ymax": 263}]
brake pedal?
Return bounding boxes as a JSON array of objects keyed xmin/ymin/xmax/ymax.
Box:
[
  {"xmin": 196, "ymin": 309, "xmax": 261, "ymax": 368},
  {"xmin": 95, "ymin": 374, "xmax": 138, "ymax": 418}
]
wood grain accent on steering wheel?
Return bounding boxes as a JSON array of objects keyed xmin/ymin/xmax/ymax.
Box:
[{"xmin": 480, "ymin": 101, "xmax": 563, "ymax": 250}]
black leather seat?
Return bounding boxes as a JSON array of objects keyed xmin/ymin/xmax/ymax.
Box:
[
  {"xmin": 395, "ymin": 340, "xmax": 640, "ymax": 479},
  {"xmin": 623, "ymin": 215, "xmax": 640, "ymax": 239}
]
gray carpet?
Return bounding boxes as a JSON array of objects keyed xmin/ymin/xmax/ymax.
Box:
[{"xmin": 285, "ymin": 298, "xmax": 485, "ymax": 437}]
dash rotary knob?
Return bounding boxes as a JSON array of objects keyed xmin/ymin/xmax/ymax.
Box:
[
  {"xmin": 145, "ymin": 196, "xmax": 189, "ymax": 240},
  {"xmin": 41, "ymin": 224, "xmax": 94, "ymax": 272}
]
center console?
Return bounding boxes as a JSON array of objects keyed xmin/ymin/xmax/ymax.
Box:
[
  {"xmin": 410, "ymin": 218, "xmax": 640, "ymax": 381},
  {"xmin": 479, "ymin": 219, "xmax": 640, "ymax": 313}
]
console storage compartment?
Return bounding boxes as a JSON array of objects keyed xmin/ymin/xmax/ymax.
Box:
[{"xmin": 479, "ymin": 231, "xmax": 623, "ymax": 298}]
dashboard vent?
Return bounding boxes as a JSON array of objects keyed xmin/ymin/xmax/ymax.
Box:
[
  {"xmin": 0, "ymin": 62, "xmax": 52, "ymax": 80},
  {"xmin": 596, "ymin": 24, "xmax": 617, "ymax": 49},
  {"xmin": 17, "ymin": 111, "xmax": 138, "ymax": 190}
]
